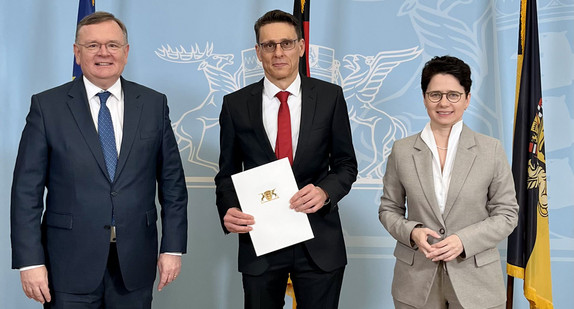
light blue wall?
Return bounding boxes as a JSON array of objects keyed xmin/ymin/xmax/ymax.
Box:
[{"xmin": 1, "ymin": 0, "xmax": 572, "ymax": 308}]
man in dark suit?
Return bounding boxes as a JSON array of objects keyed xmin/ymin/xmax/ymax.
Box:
[
  {"xmin": 10, "ymin": 12, "xmax": 188, "ymax": 308},
  {"xmin": 215, "ymin": 9, "xmax": 357, "ymax": 309}
]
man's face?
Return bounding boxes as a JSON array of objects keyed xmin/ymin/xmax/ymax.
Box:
[
  {"xmin": 74, "ymin": 20, "xmax": 129, "ymax": 89},
  {"xmin": 255, "ymin": 22, "xmax": 304, "ymax": 89}
]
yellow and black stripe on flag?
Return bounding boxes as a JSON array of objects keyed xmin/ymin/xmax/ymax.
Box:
[
  {"xmin": 293, "ymin": 0, "xmax": 310, "ymax": 77},
  {"xmin": 72, "ymin": 0, "xmax": 95, "ymax": 79},
  {"xmin": 506, "ymin": 0, "xmax": 553, "ymax": 308}
]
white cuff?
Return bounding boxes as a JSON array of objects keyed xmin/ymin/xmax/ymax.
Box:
[
  {"xmin": 163, "ymin": 252, "xmax": 182, "ymax": 256},
  {"xmin": 19, "ymin": 264, "xmax": 44, "ymax": 271}
]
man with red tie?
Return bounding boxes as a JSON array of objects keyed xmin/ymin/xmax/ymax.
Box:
[{"xmin": 215, "ymin": 9, "xmax": 357, "ymax": 309}]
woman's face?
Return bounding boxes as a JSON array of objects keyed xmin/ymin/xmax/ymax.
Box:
[{"xmin": 423, "ymin": 73, "xmax": 470, "ymax": 129}]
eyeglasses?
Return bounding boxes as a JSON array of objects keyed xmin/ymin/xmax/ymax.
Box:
[
  {"xmin": 258, "ymin": 39, "xmax": 299, "ymax": 53},
  {"xmin": 425, "ymin": 91, "xmax": 465, "ymax": 103},
  {"xmin": 76, "ymin": 42, "xmax": 126, "ymax": 53}
]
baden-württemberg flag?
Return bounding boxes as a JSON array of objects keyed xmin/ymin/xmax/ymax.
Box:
[
  {"xmin": 73, "ymin": 0, "xmax": 95, "ymax": 79},
  {"xmin": 506, "ymin": 0, "xmax": 553, "ymax": 308},
  {"xmin": 293, "ymin": 0, "xmax": 310, "ymax": 77}
]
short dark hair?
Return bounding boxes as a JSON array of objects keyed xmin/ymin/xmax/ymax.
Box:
[
  {"xmin": 421, "ymin": 56, "xmax": 472, "ymax": 94},
  {"xmin": 75, "ymin": 11, "xmax": 128, "ymax": 44},
  {"xmin": 254, "ymin": 9, "xmax": 302, "ymax": 43}
]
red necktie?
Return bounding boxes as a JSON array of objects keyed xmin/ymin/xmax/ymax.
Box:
[{"xmin": 275, "ymin": 91, "xmax": 293, "ymax": 165}]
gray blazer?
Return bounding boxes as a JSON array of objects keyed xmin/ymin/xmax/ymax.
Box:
[{"xmin": 379, "ymin": 125, "xmax": 518, "ymax": 308}]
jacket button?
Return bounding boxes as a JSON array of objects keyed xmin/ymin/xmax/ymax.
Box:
[
  {"xmin": 111, "ymin": 191, "xmax": 118, "ymax": 197},
  {"xmin": 439, "ymin": 228, "xmax": 445, "ymax": 234},
  {"xmin": 104, "ymin": 225, "xmax": 111, "ymax": 230}
]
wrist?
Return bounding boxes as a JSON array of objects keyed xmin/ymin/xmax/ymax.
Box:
[
  {"xmin": 410, "ymin": 224, "xmax": 423, "ymax": 247},
  {"xmin": 316, "ymin": 186, "xmax": 330, "ymax": 205}
]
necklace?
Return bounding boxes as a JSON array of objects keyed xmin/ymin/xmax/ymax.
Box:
[{"xmin": 436, "ymin": 145, "xmax": 448, "ymax": 150}]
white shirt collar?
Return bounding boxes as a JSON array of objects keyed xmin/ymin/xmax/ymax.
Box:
[
  {"xmin": 420, "ymin": 120, "xmax": 464, "ymax": 151},
  {"xmin": 263, "ymin": 74, "xmax": 302, "ymax": 99},
  {"xmin": 83, "ymin": 76, "xmax": 122, "ymax": 101}
]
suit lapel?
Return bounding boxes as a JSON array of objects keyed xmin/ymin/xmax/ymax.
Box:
[
  {"xmin": 66, "ymin": 78, "xmax": 110, "ymax": 181},
  {"xmin": 248, "ymin": 80, "xmax": 276, "ymax": 161},
  {"xmin": 293, "ymin": 77, "xmax": 317, "ymax": 169},
  {"xmin": 412, "ymin": 134, "xmax": 445, "ymax": 226},
  {"xmin": 115, "ymin": 77, "xmax": 144, "ymax": 181},
  {"xmin": 443, "ymin": 125, "xmax": 476, "ymax": 219}
]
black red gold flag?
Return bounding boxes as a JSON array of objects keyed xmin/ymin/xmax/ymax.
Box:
[
  {"xmin": 293, "ymin": 0, "xmax": 310, "ymax": 77},
  {"xmin": 285, "ymin": 4, "xmax": 310, "ymax": 306},
  {"xmin": 506, "ymin": 0, "xmax": 553, "ymax": 308}
]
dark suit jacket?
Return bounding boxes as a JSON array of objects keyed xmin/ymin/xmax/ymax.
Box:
[
  {"xmin": 215, "ymin": 77, "xmax": 357, "ymax": 275},
  {"xmin": 11, "ymin": 76, "xmax": 188, "ymax": 294}
]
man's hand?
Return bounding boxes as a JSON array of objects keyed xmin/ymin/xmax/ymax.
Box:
[
  {"xmin": 223, "ymin": 207, "xmax": 255, "ymax": 233},
  {"xmin": 20, "ymin": 266, "xmax": 51, "ymax": 304},
  {"xmin": 410, "ymin": 227, "xmax": 441, "ymax": 257},
  {"xmin": 289, "ymin": 184, "xmax": 328, "ymax": 214},
  {"xmin": 427, "ymin": 235, "xmax": 464, "ymax": 262},
  {"xmin": 157, "ymin": 254, "xmax": 182, "ymax": 291}
]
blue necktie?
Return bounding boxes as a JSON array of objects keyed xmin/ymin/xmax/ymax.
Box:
[{"xmin": 97, "ymin": 91, "xmax": 118, "ymax": 182}]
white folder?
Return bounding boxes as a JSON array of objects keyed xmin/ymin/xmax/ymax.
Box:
[{"xmin": 231, "ymin": 158, "xmax": 314, "ymax": 256}]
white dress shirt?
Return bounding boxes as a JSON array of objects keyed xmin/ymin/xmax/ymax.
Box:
[
  {"xmin": 84, "ymin": 76, "xmax": 124, "ymax": 153},
  {"xmin": 262, "ymin": 75, "xmax": 302, "ymax": 158},
  {"xmin": 420, "ymin": 120, "xmax": 463, "ymax": 214}
]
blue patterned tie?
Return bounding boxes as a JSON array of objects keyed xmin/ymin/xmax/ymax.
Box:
[{"xmin": 97, "ymin": 91, "xmax": 118, "ymax": 182}]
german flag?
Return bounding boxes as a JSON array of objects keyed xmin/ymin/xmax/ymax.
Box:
[
  {"xmin": 72, "ymin": 0, "xmax": 95, "ymax": 79},
  {"xmin": 506, "ymin": 0, "xmax": 553, "ymax": 308},
  {"xmin": 285, "ymin": 3, "xmax": 310, "ymax": 306},
  {"xmin": 293, "ymin": 0, "xmax": 310, "ymax": 77}
]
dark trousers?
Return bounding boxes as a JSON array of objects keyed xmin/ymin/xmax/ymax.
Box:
[
  {"xmin": 45, "ymin": 244, "xmax": 153, "ymax": 309},
  {"xmin": 242, "ymin": 244, "xmax": 345, "ymax": 309}
]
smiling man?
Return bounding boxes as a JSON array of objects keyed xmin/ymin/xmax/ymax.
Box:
[
  {"xmin": 215, "ymin": 9, "xmax": 357, "ymax": 309},
  {"xmin": 11, "ymin": 11, "xmax": 188, "ymax": 308}
]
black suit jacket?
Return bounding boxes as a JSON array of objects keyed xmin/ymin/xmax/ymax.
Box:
[
  {"xmin": 11, "ymin": 76, "xmax": 188, "ymax": 293},
  {"xmin": 215, "ymin": 77, "xmax": 357, "ymax": 275}
]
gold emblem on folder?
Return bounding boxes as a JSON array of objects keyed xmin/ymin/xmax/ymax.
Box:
[{"xmin": 260, "ymin": 189, "xmax": 278, "ymax": 203}]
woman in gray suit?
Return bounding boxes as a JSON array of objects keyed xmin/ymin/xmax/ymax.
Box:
[{"xmin": 379, "ymin": 56, "xmax": 519, "ymax": 309}]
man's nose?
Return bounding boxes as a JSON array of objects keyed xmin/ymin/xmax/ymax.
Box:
[
  {"xmin": 97, "ymin": 44, "xmax": 111, "ymax": 55},
  {"xmin": 273, "ymin": 44, "xmax": 286, "ymax": 56}
]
